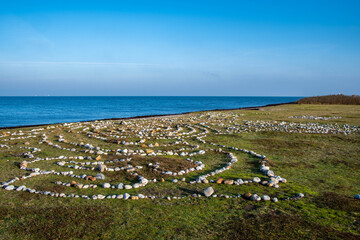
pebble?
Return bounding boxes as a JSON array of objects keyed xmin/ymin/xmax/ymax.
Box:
[
  {"xmin": 262, "ymin": 195, "xmax": 270, "ymax": 201},
  {"xmin": 250, "ymin": 194, "xmax": 261, "ymax": 201},
  {"xmin": 224, "ymin": 179, "xmax": 234, "ymax": 185},
  {"xmin": 244, "ymin": 192, "xmax": 252, "ymax": 199},
  {"xmin": 252, "ymin": 177, "xmax": 261, "ymax": 183}
]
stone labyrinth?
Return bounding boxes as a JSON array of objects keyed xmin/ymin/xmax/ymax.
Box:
[{"xmin": 1, "ymin": 112, "xmax": 359, "ymax": 201}]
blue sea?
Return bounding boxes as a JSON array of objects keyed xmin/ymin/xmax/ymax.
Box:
[{"xmin": 0, "ymin": 96, "xmax": 302, "ymax": 128}]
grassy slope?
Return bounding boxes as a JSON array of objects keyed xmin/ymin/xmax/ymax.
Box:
[
  {"xmin": 0, "ymin": 104, "xmax": 359, "ymax": 240},
  {"xmin": 297, "ymin": 94, "xmax": 360, "ymax": 105}
]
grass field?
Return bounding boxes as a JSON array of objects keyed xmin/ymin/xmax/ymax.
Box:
[{"xmin": 0, "ymin": 104, "xmax": 359, "ymax": 240}]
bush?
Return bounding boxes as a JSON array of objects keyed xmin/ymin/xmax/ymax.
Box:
[{"xmin": 297, "ymin": 94, "xmax": 360, "ymax": 105}]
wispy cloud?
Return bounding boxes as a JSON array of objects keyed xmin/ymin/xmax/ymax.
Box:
[{"xmin": 0, "ymin": 61, "xmax": 156, "ymax": 66}]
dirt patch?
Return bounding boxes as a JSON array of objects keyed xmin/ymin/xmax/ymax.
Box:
[
  {"xmin": 34, "ymin": 184, "xmax": 66, "ymax": 193},
  {"xmin": 131, "ymin": 156, "xmax": 197, "ymax": 179},
  {"xmin": 1, "ymin": 205, "xmax": 114, "ymax": 240},
  {"xmin": 141, "ymin": 187, "xmax": 186, "ymax": 197},
  {"xmin": 280, "ymin": 161, "xmax": 315, "ymax": 169},
  {"xmin": 326, "ymin": 158, "xmax": 360, "ymax": 168},
  {"xmin": 313, "ymin": 192, "xmax": 360, "ymax": 213},
  {"xmin": 222, "ymin": 210, "xmax": 359, "ymax": 240},
  {"xmin": 252, "ymin": 138, "xmax": 318, "ymax": 150},
  {"xmin": 106, "ymin": 170, "xmax": 137, "ymax": 182}
]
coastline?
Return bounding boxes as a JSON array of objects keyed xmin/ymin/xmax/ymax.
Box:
[{"xmin": 0, "ymin": 101, "xmax": 296, "ymax": 130}]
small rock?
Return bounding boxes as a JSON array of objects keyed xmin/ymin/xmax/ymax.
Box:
[
  {"xmin": 124, "ymin": 193, "xmax": 130, "ymax": 200},
  {"xmin": 224, "ymin": 179, "xmax": 234, "ymax": 185},
  {"xmin": 74, "ymin": 183, "xmax": 83, "ymax": 189},
  {"xmin": 19, "ymin": 161, "xmax": 28, "ymax": 168},
  {"xmin": 4, "ymin": 185, "xmax": 14, "ymax": 190},
  {"xmin": 250, "ymin": 194, "xmax": 261, "ymax": 201},
  {"xmin": 262, "ymin": 195, "xmax": 270, "ymax": 201},
  {"xmin": 244, "ymin": 192, "xmax": 252, "ymax": 199},
  {"xmin": 236, "ymin": 179, "xmax": 244, "ymax": 184},
  {"xmin": 216, "ymin": 178, "xmax": 224, "ymax": 184},
  {"xmin": 97, "ymin": 164, "xmax": 106, "ymax": 172},
  {"xmin": 252, "ymin": 177, "xmax": 261, "ymax": 183},
  {"xmin": 103, "ymin": 183, "xmax": 111, "ymax": 188},
  {"xmin": 203, "ymin": 187, "xmax": 215, "ymax": 197},
  {"xmin": 95, "ymin": 173, "xmax": 105, "ymax": 180}
]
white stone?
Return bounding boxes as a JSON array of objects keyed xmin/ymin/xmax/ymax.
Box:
[{"xmin": 203, "ymin": 187, "xmax": 214, "ymax": 197}]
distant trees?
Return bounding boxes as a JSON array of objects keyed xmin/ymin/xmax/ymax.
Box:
[{"xmin": 297, "ymin": 94, "xmax": 360, "ymax": 105}]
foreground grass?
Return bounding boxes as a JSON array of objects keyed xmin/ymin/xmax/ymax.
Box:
[{"xmin": 0, "ymin": 104, "xmax": 359, "ymax": 240}]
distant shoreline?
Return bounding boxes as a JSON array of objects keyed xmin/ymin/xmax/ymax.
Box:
[{"xmin": 0, "ymin": 101, "xmax": 296, "ymax": 130}]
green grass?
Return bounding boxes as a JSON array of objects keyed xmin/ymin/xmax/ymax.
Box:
[{"xmin": 0, "ymin": 104, "xmax": 359, "ymax": 239}]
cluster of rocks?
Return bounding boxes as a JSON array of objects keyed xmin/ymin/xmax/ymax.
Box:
[
  {"xmin": 159, "ymin": 159, "xmax": 205, "ymax": 176},
  {"xmin": 204, "ymin": 141, "xmax": 287, "ymax": 186},
  {"xmin": 216, "ymin": 120, "xmax": 360, "ymax": 135},
  {"xmin": 194, "ymin": 152, "xmax": 238, "ymax": 183},
  {"xmin": 289, "ymin": 115, "xmax": 342, "ymax": 120},
  {"xmin": 5, "ymin": 111, "xmax": 341, "ymax": 203},
  {"xmin": 44, "ymin": 132, "xmax": 204, "ymax": 158}
]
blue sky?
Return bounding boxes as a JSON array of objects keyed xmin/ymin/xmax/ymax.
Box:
[{"xmin": 0, "ymin": 0, "xmax": 359, "ymax": 96}]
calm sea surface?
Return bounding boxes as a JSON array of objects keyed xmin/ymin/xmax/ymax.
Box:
[{"xmin": 0, "ymin": 97, "xmax": 301, "ymax": 128}]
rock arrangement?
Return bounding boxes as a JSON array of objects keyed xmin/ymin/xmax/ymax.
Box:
[
  {"xmin": 289, "ymin": 115, "xmax": 342, "ymax": 120},
  {"xmin": 1, "ymin": 111, "xmax": 358, "ymax": 201}
]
